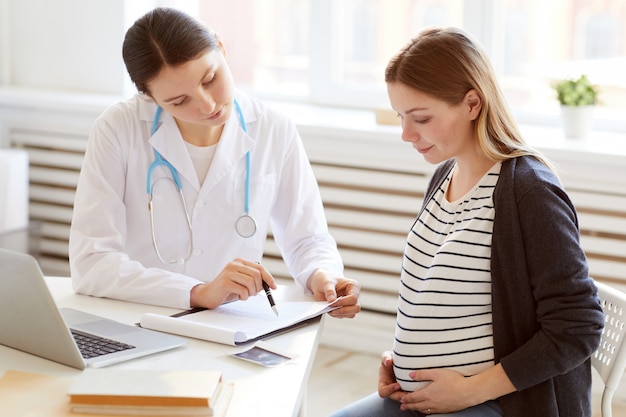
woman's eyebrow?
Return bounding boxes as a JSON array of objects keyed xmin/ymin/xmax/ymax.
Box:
[
  {"xmin": 405, "ymin": 106, "xmax": 428, "ymax": 114},
  {"xmin": 163, "ymin": 93, "xmax": 186, "ymax": 103},
  {"xmin": 163, "ymin": 68, "xmax": 214, "ymax": 103}
]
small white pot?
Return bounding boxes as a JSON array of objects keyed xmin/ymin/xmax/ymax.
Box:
[{"xmin": 559, "ymin": 105, "xmax": 595, "ymax": 139}]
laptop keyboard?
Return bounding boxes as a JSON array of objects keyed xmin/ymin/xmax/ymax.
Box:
[{"xmin": 70, "ymin": 329, "xmax": 136, "ymax": 359}]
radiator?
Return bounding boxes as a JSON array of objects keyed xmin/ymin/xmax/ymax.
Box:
[
  {"xmin": 2, "ymin": 93, "xmax": 626, "ymax": 353},
  {"xmin": 7, "ymin": 127, "xmax": 86, "ymax": 275}
]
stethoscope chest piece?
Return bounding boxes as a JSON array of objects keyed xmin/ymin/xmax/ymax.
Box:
[{"xmin": 235, "ymin": 214, "xmax": 257, "ymax": 238}]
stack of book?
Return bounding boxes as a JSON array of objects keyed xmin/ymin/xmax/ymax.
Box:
[{"xmin": 67, "ymin": 369, "xmax": 233, "ymax": 416}]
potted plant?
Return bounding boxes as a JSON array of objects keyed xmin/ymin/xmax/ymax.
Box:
[{"xmin": 553, "ymin": 74, "xmax": 598, "ymax": 139}]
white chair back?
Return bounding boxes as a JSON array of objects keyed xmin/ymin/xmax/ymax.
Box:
[{"xmin": 592, "ymin": 281, "xmax": 626, "ymax": 417}]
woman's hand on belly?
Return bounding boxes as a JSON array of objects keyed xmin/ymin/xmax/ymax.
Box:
[{"xmin": 377, "ymin": 351, "xmax": 407, "ymax": 402}]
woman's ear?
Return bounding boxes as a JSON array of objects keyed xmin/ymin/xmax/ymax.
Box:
[
  {"xmin": 217, "ymin": 36, "xmax": 227, "ymax": 58},
  {"xmin": 465, "ymin": 89, "xmax": 482, "ymax": 121}
]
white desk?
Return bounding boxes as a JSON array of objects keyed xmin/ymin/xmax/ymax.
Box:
[{"xmin": 0, "ymin": 277, "xmax": 324, "ymax": 417}]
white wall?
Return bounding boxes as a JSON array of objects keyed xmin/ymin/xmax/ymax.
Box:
[
  {"xmin": 0, "ymin": 0, "xmax": 165, "ymax": 95},
  {"xmin": 0, "ymin": 0, "xmax": 10, "ymax": 85}
]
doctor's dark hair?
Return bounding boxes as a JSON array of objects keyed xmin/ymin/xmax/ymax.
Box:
[
  {"xmin": 385, "ymin": 27, "xmax": 554, "ymax": 171},
  {"xmin": 122, "ymin": 7, "xmax": 220, "ymax": 95}
]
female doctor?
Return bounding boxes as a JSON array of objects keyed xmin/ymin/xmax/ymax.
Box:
[{"xmin": 68, "ymin": 7, "xmax": 361, "ymax": 316}]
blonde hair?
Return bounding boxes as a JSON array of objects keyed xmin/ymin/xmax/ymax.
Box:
[{"xmin": 385, "ymin": 27, "xmax": 555, "ymax": 172}]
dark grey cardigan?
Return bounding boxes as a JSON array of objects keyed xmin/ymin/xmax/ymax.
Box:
[{"xmin": 423, "ymin": 156, "xmax": 604, "ymax": 416}]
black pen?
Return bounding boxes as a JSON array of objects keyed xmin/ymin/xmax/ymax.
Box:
[{"xmin": 262, "ymin": 280, "xmax": 279, "ymax": 316}]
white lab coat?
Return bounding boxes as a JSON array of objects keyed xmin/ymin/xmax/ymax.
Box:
[{"xmin": 69, "ymin": 91, "xmax": 343, "ymax": 309}]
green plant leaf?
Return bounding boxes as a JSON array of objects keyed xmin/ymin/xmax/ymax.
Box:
[{"xmin": 553, "ymin": 74, "xmax": 597, "ymax": 106}]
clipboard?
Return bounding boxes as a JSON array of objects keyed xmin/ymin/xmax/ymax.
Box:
[{"xmin": 140, "ymin": 285, "xmax": 339, "ymax": 346}]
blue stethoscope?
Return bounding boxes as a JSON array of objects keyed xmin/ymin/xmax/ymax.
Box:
[{"xmin": 147, "ymin": 99, "xmax": 256, "ymax": 265}]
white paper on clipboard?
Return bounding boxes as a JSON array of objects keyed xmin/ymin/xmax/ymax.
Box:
[{"xmin": 140, "ymin": 285, "xmax": 341, "ymax": 346}]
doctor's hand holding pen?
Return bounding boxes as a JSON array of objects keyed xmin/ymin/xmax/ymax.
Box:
[
  {"xmin": 189, "ymin": 259, "xmax": 361, "ymax": 318},
  {"xmin": 189, "ymin": 258, "xmax": 277, "ymax": 309}
]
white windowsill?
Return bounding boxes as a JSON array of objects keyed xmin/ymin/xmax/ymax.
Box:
[
  {"xmin": 1, "ymin": 87, "xmax": 625, "ymax": 162},
  {"xmin": 265, "ymin": 99, "xmax": 626, "ymax": 160}
]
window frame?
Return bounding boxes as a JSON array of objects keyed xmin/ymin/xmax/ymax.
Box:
[{"xmin": 195, "ymin": 0, "xmax": 626, "ymax": 133}]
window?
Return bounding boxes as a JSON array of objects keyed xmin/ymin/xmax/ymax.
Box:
[
  {"xmin": 491, "ymin": 0, "xmax": 626, "ymax": 128},
  {"xmin": 190, "ymin": 0, "xmax": 626, "ymax": 130}
]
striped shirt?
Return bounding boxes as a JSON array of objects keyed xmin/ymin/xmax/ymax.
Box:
[{"xmin": 393, "ymin": 162, "xmax": 501, "ymax": 391}]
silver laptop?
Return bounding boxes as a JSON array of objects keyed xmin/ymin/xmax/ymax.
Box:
[{"xmin": 0, "ymin": 249, "xmax": 187, "ymax": 369}]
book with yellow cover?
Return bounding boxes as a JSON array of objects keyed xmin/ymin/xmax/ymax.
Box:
[
  {"xmin": 0, "ymin": 369, "xmax": 75, "ymax": 417},
  {"xmin": 67, "ymin": 369, "xmax": 232, "ymax": 416}
]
